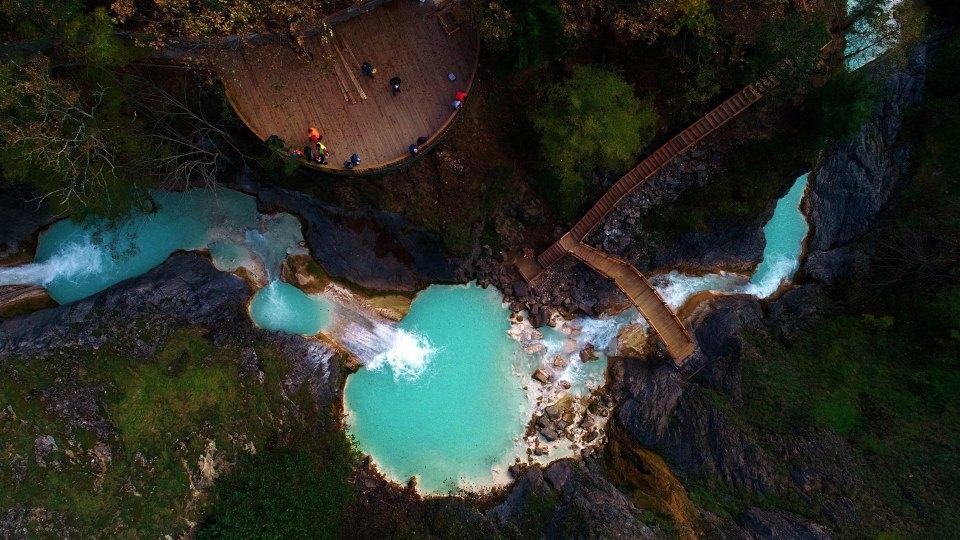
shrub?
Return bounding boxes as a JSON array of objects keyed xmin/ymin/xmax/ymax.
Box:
[{"xmin": 533, "ymin": 65, "xmax": 658, "ymax": 218}]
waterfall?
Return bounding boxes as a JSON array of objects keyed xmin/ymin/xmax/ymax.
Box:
[
  {"xmin": 321, "ymin": 290, "xmax": 435, "ymax": 382},
  {"xmin": 0, "ymin": 233, "xmax": 105, "ymax": 288}
]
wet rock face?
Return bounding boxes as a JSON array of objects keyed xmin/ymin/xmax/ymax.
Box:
[
  {"xmin": 488, "ymin": 460, "xmax": 658, "ymax": 539},
  {"xmin": 0, "ymin": 253, "xmax": 250, "ymax": 358},
  {"xmin": 0, "ymin": 182, "xmax": 52, "ymax": 261},
  {"xmin": 807, "ymin": 41, "xmax": 929, "ymax": 256},
  {"xmin": 616, "ymin": 297, "xmax": 777, "ymax": 493},
  {"xmin": 233, "ymin": 174, "xmax": 455, "ymax": 292}
]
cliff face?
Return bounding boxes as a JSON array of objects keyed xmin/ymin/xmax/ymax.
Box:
[
  {"xmin": 232, "ymin": 171, "xmax": 456, "ymax": 293},
  {"xmin": 805, "ymin": 41, "xmax": 930, "ymax": 286},
  {"xmin": 608, "ymin": 38, "xmax": 936, "ymax": 536}
]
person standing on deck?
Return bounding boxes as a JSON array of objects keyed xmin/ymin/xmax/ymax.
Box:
[
  {"xmin": 389, "ymin": 76, "xmax": 402, "ymax": 96},
  {"xmin": 361, "ymin": 61, "xmax": 377, "ymax": 78},
  {"xmin": 344, "ymin": 153, "xmax": 361, "ymax": 169},
  {"xmin": 317, "ymin": 140, "xmax": 329, "ymax": 164},
  {"xmin": 452, "ymin": 90, "xmax": 467, "ymax": 109}
]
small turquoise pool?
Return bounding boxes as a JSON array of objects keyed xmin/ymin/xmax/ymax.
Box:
[{"xmin": 249, "ymin": 281, "xmax": 333, "ymax": 336}]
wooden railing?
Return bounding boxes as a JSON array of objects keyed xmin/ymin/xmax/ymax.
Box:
[
  {"xmin": 535, "ymin": 81, "xmax": 772, "ymax": 269},
  {"xmin": 515, "ymin": 61, "xmax": 795, "ymax": 364},
  {"xmin": 566, "ymin": 241, "xmax": 696, "ymax": 363}
]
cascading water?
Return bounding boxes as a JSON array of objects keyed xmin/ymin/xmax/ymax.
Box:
[
  {"xmin": 650, "ymin": 173, "xmax": 810, "ymax": 308},
  {"xmin": 0, "ymin": 188, "xmax": 295, "ymax": 303},
  {"xmin": 0, "ymin": 174, "xmax": 819, "ymax": 495}
]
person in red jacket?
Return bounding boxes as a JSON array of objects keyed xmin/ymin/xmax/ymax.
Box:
[
  {"xmin": 308, "ymin": 127, "xmax": 321, "ymax": 145},
  {"xmin": 452, "ymin": 90, "xmax": 468, "ymax": 110}
]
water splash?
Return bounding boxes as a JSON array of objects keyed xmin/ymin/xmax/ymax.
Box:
[
  {"xmin": 367, "ymin": 326, "xmax": 437, "ymax": 382},
  {"xmin": 321, "ymin": 288, "xmax": 436, "ymax": 381},
  {"xmin": 0, "ymin": 233, "xmax": 106, "ymax": 287}
]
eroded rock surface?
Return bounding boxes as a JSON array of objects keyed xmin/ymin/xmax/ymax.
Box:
[
  {"xmin": 806, "ymin": 41, "xmax": 930, "ymax": 277},
  {"xmin": 233, "ymin": 173, "xmax": 455, "ymax": 292}
]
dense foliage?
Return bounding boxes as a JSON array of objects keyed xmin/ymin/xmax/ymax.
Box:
[
  {"xmin": 0, "ymin": 56, "xmax": 157, "ymax": 217},
  {"xmin": 473, "ymin": 0, "xmax": 569, "ymax": 73},
  {"xmin": 534, "ymin": 65, "xmax": 657, "ymax": 219}
]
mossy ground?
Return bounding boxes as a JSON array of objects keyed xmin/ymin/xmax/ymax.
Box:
[
  {"xmin": 732, "ymin": 298, "xmax": 960, "ymax": 536},
  {"xmin": 0, "ymin": 327, "xmax": 359, "ymax": 538}
]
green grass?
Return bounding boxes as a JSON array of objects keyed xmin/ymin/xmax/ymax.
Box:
[
  {"xmin": 0, "ymin": 327, "xmax": 358, "ymax": 538},
  {"xmin": 733, "ymin": 288, "xmax": 960, "ymax": 536}
]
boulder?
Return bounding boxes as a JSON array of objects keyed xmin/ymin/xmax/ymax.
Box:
[{"xmin": 532, "ymin": 368, "xmax": 551, "ymax": 384}]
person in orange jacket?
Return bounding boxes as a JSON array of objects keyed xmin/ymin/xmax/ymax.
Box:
[{"xmin": 308, "ymin": 127, "xmax": 321, "ymax": 145}]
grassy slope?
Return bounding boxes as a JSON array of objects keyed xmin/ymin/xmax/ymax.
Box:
[{"xmin": 0, "ymin": 328, "xmax": 358, "ymax": 538}]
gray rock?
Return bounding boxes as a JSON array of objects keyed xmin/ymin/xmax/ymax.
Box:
[
  {"xmin": 808, "ymin": 41, "xmax": 929, "ymax": 254},
  {"xmin": 233, "ymin": 173, "xmax": 455, "ymax": 292},
  {"xmin": 617, "ymin": 297, "xmax": 776, "ymax": 492},
  {"xmin": 0, "ymin": 253, "xmax": 249, "ymax": 358},
  {"xmin": 34, "ymin": 435, "xmax": 57, "ymax": 466},
  {"xmin": 540, "ymin": 427, "xmax": 559, "ymax": 442},
  {"xmin": 804, "ymin": 247, "xmax": 869, "ymax": 286},
  {"xmin": 544, "ymin": 459, "xmax": 573, "ymax": 491},
  {"xmin": 489, "ymin": 462, "xmax": 657, "ymax": 538}
]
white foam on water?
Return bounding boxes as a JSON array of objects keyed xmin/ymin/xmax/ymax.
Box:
[
  {"xmin": 744, "ymin": 255, "xmax": 799, "ymax": 298},
  {"xmin": 0, "ymin": 234, "xmax": 106, "ymax": 287},
  {"xmin": 652, "ymin": 270, "xmax": 747, "ymax": 309},
  {"xmin": 366, "ymin": 326, "xmax": 437, "ymax": 382}
]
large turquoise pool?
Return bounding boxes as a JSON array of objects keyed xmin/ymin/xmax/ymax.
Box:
[{"xmin": 344, "ymin": 284, "xmax": 536, "ymax": 493}]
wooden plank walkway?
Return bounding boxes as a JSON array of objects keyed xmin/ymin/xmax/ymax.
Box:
[
  {"xmin": 219, "ymin": 0, "xmax": 478, "ymax": 174},
  {"xmin": 565, "ymin": 240, "xmax": 696, "ymax": 361},
  {"xmin": 516, "ymin": 66, "xmax": 789, "ymax": 365}
]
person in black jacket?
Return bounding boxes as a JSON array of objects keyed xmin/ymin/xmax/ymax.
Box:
[{"xmin": 389, "ymin": 76, "xmax": 402, "ymax": 96}]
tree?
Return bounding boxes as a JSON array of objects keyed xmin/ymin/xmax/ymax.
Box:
[
  {"xmin": 534, "ymin": 65, "xmax": 658, "ymax": 218},
  {"xmin": 839, "ymin": 0, "xmax": 927, "ymax": 68},
  {"xmin": 749, "ymin": 12, "xmax": 831, "ymax": 92},
  {"xmin": 472, "ymin": 0, "xmax": 569, "ymax": 73},
  {"xmin": 558, "ymin": 0, "xmax": 715, "ymax": 45},
  {"xmin": 110, "ymin": 0, "xmax": 346, "ymax": 49},
  {"xmin": 801, "ymin": 68, "xmax": 878, "ymax": 152},
  {"xmin": 0, "ymin": 57, "xmax": 156, "ymax": 217}
]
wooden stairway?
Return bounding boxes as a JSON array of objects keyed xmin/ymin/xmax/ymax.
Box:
[{"xmin": 515, "ymin": 64, "xmax": 792, "ymax": 365}]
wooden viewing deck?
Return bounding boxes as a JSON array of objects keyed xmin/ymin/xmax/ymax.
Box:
[
  {"xmin": 220, "ymin": 0, "xmax": 478, "ymax": 174},
  {"xmin": 517, "ymin": 67, "xmax": 788, "ymax": 365}
]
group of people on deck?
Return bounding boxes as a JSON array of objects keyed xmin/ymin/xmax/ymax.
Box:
[{"xmin": 287, "ymin": 59, "xmax": 469, "ymax": 170}]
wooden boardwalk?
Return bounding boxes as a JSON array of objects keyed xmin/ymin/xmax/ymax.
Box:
[
  {"xmin": 220, "ymin": 0, "xmax": 478, "ymax": 174},
  {"xmin": 565, "ymin": 239, "xmax": 696, "ymax": 361},
  {"xmin": 517, "ymin": 69, "xmax": 786, "ymax": 365}
]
